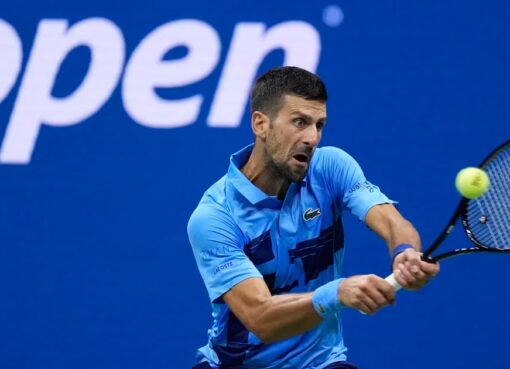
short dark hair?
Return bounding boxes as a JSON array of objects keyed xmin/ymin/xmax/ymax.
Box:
[{"xmin": 250, "ymin": 66, "xmax": 328, "ymax": 117}]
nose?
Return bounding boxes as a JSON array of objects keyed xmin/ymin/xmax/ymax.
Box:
[{"xmin": 302, "ymin": 124, "xmax": 320, "ymax": 147}]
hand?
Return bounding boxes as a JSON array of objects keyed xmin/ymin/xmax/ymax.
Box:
[
  {"xmin": 393, "ymin": 248, "xmax": 440, "ymax": 290},
  {"xmin": 338, "ymin": 275, "xmax": 396, "ymax": 315}
]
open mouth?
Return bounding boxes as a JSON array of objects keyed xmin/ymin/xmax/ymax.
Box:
[{"xmin": 293, "ymin": 154, "xmax": 309, "ymax": 164}]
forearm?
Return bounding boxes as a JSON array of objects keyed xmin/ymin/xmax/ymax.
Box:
[
  {"xmin": 385, "ymin": 217, "xmax": 421, "ymax": 253},
  {"xmin": 245, "ymin": 292, "xmax": 321, "ymax": 343},
  {"xmin": 223, "ymin": 277, "xmax": 326, "ymax": 344},
  {"xmin": 365, "ymin": 204, "xmax": 421, "ymax": 253},
  {"xmin": 364, "ymin": 204, "xmax": 440, "ymax": 290}
]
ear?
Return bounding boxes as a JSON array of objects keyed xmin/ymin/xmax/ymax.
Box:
[{"xmin": 251, "ymin": 111, "xmax": 270, "ymax": 141}]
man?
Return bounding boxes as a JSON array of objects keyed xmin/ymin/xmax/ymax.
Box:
[{"xmin": 188, "ymin": 66, "xmax": 439, "ymax": 369}]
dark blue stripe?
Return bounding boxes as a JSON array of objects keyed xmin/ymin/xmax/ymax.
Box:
[
  {"xmin": 263, "ymin": 273, "xmax": 276, "ymax": 290},
  {"xmin": 288, "ymin": 218, "xmax": 344, "ymax": 283},
  {"xmin": 226, "ymin": 311, "xmax": 248, "ymax": 343},
  {"xmin": 244, "ymin": 230, "xmax": 274, "ymax": 265},
  {"xmin": 211, "ymin": 342, "xmax": 248, "ymax": 367},
  {"xmin": 264, "ymin": 272, "xmax": 298, "ymax": 294},
  {"xmin": 192, "ymin": 362, "xmax": 214, "ymax": 369},
  {"xmin": 212, "ymin": 340, "xmax": 261, "ymax": 368},
  {"xmin": 273, "ymin": 280, "xmax": 299, "ymax": 294},
  {"xmin": 211, "ymin": 312, "xmax": 257, "ymax": 367},
  {"xmin": 323, "ymin": 361, "xmax": 358, "ymax": 369}
]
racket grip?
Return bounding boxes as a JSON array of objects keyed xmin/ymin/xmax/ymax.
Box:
[
  {"xmin": 357, "ymin": 274, "xmax": 402, "ymax": 315},
  {"xmin": 385, "ymin": 273, "xmax": 402, "ymax": 291}
]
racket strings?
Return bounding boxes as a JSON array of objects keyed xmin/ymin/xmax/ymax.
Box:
[
  {"xmin": 484, "ymin": 151, "xmax": 510, "ymax": 246},
  {"xmin": 466, "ymin": 146, "xmax": 510, "ymax": 249}
]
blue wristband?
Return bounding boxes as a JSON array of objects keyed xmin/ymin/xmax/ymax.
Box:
[
  {"xmin": 312, "ymin": 278, "xmax": 345, "ymax": 318},
  {"xmin": 391, "ymin": 243, "xmax": 415, "ymax": 268}
]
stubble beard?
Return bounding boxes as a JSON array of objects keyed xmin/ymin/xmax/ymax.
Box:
[
  {"xmin": 264, "ymin": 139, "xmax": 307, "ymax": 183},
  {"xmin": 266, "ymin": 155, "xmax": 305, "ymax": 183}
]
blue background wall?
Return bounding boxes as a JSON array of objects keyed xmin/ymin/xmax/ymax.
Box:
[{"xmin": 0, "ymin": 1, "xmax": 509, "ymax": 368}]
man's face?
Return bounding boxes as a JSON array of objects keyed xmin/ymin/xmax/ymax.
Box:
[{"xmin": 263, "ymin": 95, "xmax": 327, "ymax": 182}]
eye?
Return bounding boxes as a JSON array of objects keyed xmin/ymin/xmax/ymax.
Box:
[
  {"xmin": 316, "ymin": 122, "xmax": 325, "ymax": 131},
  {"xmin": 293, "ymin": 118, "xmax": 306, "ymax": 127}
]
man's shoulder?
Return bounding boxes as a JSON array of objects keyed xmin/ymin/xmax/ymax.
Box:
[
  {"xmin": 313, "ymin": 146, "xmax": 352, "ymax": 163},
  {"xmin": 188, "ymin": 174, "xmax": 239, "ymax": 228},
  {"xmin": 192, "ymin": 174, "xmax": 230, "ymax": 215},
  {"xmin": 310, "ymin": 146, "xmax": 357, "ymax": 174},
  {"xmin": 187, "ymin": 174, "xmax": 246, "ymax": 244}
]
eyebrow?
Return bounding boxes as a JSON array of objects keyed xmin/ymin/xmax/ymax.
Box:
[{"xmin": 291, "ymin": 111, "xmax": 327, "ymax": 124}]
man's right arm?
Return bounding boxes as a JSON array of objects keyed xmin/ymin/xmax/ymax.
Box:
[
  {"xmin": 222, "ymin": 274, "xmax": 395, "ymax": 343},
  {"xmin": 188, "ymin": 204, "xmax": 322, "ymax": 342},
  {"xmin": 188, "ymin": 203, "xmax": 395, "ymax": 344},
  {"xmin": 222, "ymin": 277, "xmax": 320, "ymax": 343}
]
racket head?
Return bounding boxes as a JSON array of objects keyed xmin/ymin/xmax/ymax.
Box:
[
  {"xmin": 461, "ymin": 140, "xmax": 510, "ymax": 252},
  {"xmin": 422, "ymin": 140, "xmax": 510, "ymax": 262}
]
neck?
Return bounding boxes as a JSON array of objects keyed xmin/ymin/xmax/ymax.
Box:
[{"xmin": 241, "ymin": 144, "xmax": 290, "ymax": 200}]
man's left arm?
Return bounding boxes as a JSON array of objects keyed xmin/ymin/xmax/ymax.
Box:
[{"xmin": 365, "ymin": 204, "xmax": 440, "ymax": 290}]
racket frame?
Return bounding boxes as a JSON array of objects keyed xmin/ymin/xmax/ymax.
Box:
[
  {"xmin": 385, "ymin": 140, "xmax": 510, "ymax": 291},
  {"xmin": 424, "ymin": 139, "xmax": 510, "ymax": 262}
]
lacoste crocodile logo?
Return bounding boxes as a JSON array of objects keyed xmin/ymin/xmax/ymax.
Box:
[{"xmin": 303, "ymin": 208, "xmax": 321, "ymax": 221}]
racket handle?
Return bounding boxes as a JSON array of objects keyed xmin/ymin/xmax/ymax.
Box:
[{"xmin": 385, "ymin": 273, "xmax": 402, "ymax": 291}]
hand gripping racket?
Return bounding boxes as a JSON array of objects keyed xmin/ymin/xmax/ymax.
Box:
[{"xmin": 385, "ymin": 139, "xmax": 510, "ymax": 291}]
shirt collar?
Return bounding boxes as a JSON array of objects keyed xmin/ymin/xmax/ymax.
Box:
[{"xmin": 227, "ymin": 144, "xmax": 306, "ymax": 207}]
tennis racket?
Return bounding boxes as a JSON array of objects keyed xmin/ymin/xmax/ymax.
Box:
[{"xmin": 385, "ymin": 139, "xmax": 510, "ymax": 291}]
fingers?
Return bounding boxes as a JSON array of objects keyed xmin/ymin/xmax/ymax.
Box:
[
  {"xmin": 359, "ymin": 288, "xmax": 391, "ymax": 314},
  {"xmin": 361, "ymin": 277, "xmax": 396, "ymax": 315},
  {"xmin": 395, "ymin": 262, "xmax": 426, "ymax": 289},
  {"xmin": 393, "ymin": 249, "xmax": 440, "ymax": 290},
  {"xmin": 420, "ymin": 258, "xmax": 440, "ymax": 276},
  {"xmin": 339, "ymin": 275, "xmax": 396, "ymax": 315}
]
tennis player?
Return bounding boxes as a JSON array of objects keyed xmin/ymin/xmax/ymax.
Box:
[{"xmin": 188, "ymin": 66, "xmax": 439, "ymax": 369}]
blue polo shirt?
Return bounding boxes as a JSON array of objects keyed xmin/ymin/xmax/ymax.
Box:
[{"xmin": 188, "ymin": 144, "xmax": 394, "ymax": 369}]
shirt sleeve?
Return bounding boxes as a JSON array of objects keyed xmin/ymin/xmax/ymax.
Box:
[
  {"xmin": 318, "ymin": 146, "xmax": 396, "ymax": 222},
  {"xmin": 187, "ymin": 203, "xmax": 262, "ymax": 303}
]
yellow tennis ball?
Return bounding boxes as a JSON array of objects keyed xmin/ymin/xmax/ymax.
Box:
[{"xmin": 455, "ymin": 167, "xmax": 490, "ymax": 199}]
